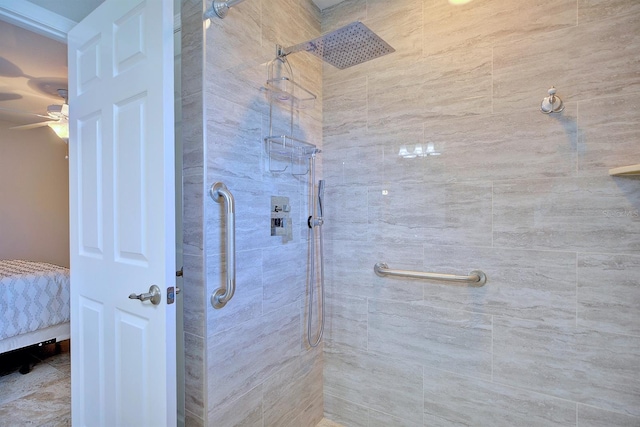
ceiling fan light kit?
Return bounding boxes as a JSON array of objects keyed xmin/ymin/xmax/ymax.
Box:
[
  {"xmin": 48, "ymin": 121, "xmax": 69, "ymax": 141},
  {"xmin": 7, "ymin": 88, "xmax": 69, "ymax": 141}
]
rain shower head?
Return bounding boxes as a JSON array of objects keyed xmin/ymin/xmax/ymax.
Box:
[{"xmin": 278, "ymin": 22, "xmax": 395, "ymax": 70}]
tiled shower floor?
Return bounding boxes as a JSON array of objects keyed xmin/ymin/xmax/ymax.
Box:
[{"xmin": 0, "ymin": 342, "xmax": 341, "ymax": 427}]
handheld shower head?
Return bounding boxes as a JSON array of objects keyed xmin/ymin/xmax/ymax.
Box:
[{"xmin": 318, "ymin": 180, "xmax": 325, "ymax": 218}]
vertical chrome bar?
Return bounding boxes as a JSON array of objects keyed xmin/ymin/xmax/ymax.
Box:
[{"xmin": 210, "ymin": 182, "xmax": 236, "ymax": 309}]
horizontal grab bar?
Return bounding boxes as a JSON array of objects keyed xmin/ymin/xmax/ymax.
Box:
[{"xmin": 374, "ymin": 263, "xmax": 487, "ymax": 287}]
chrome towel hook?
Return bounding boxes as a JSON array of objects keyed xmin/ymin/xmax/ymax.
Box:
[{"xmin": 541, "ymin": 86, "xmax": 565, "ymax": 114}]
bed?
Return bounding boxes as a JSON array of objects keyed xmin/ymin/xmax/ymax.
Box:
[{"xmin": 0, "ymin": 260, "xmax": 70, "ymax": 354}]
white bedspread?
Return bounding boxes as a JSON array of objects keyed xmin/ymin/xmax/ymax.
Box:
[{"xmin": 0, "ymin": 260, "xmax": 70, "ymax": 342}]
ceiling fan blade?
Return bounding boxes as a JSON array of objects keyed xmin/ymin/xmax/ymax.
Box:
[
  {"xmin": 0, "ymin": 106, "xmax": 51, "ymax": 120},
  {"xmin": 61, "ymin": 103, "xmax": 69, "ymax": 117},
  {"xmin": 10, "ymin": 121, "xmax": 56, "ymax": 130}
]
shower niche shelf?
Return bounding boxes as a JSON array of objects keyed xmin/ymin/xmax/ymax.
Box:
[
  {"xmin": 263, "ymin": 57, "xmax": 318, "ymax": 175},
  {"xmin": 609, "ymin": 164, "xmax": 640, "ymax": 176}
]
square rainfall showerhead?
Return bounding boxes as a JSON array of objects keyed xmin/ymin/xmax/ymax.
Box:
[{"xmin": 281, "ymin": 22, "xmax": 395, "ymax": 70}]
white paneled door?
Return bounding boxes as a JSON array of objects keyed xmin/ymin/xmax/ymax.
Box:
[{"xmin": 68, "ymin": 0, "xmax": 176, "ymax": 425}]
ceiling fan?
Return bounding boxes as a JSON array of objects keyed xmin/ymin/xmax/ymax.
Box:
[{"xmin": 3, "ymin": 88, "xmax": 69, "ymax": 140}]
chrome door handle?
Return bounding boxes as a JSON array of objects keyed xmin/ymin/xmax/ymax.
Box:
[{"xmin": 128, "ymin": 285, "xmax": 162, "ymax": 305}]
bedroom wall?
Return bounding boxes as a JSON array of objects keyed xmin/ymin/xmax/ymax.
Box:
[{"xmin": 0, "ymin": 121, "xmax": 69, "ymax": 268}]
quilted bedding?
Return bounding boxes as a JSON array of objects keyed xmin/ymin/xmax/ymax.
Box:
[{"xmin": 0, "ymin": 260, "xmax": 70, "ymax": 342}]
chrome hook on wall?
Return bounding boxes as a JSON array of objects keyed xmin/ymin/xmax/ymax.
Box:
[{"xmin": 540, "ymin": 86, "xmax": 565, "ymax": 114}]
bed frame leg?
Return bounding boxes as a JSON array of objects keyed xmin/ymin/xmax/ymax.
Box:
[{"xmin": 19, "ymin": 360, "xmax": 34, "ymax": 375}]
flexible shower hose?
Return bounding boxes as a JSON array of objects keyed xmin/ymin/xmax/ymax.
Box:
[{"xmin": 307, "ymin": 218, "xmax": 325, "ymax": 348}]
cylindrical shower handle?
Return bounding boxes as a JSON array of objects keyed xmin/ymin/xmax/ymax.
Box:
[{"xmin": 210, "ymin": 182, "xmax": 236, "ymax": 309}]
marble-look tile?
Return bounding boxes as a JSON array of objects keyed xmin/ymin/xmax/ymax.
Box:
[
  {"xmin": 323, "ymin": 77, "xmax": 367, "ymax": 140},
  {"xmin": 578, "ymin": 0, "xmax": 640, "ymax": 24},
  {"xmin": 494, "ymin": 11, "xmax": 640, "ymax": 112},
  {"xmin": 421, "ymin": 107, "xmax": 577, "ymax": 183},
  {"xmin": 184, "ymin": 332, "xmax": 205, "ymax": 419},
  {"xmin": 367, "ymin": 299, "xmax": 493, "ymax": 379},
  {"xmin": 324, "ymin": 292, "xmax": 367, "ymax": 351},
  {"xmin": 321, "ymin": 0, "xmax": 367, "ymax": 34},
  {"xmin": 263, "ymin": 0, "xmax": 317, "ymax": 51},
  {"xmin": 207, "ymin": 302, "xmax": 300, "ymax": 408},
  {"xmin": 368, "ymin": 181, "xmax": 493, "ymax": 247},
  {"xmin": 493, "ymin": 177, "xmax": 640, "ymax": 253},
  {"xmin": 205, "ymin": 95, "xmax": 263, "ymax": 182},
  {"xmin": 205, "ymin": 61, "xmax": 269, "ymax": 121},
  {"xmin": 263, "ymin": 352, "xmax": 323, "ymax": 427},
  {"xmin": 287, "ymin": 393, "xmax": 324, "ymax": 427},
  {"xmin": 0, "ymin": 362, "xmax": 65, "ymax": 405},
  {"xmin": 324, "ymin": 240, "xmax": 424, "ymax": 302},
  {"xmin": 180, "ymin": 0, "xmax": 204, "ymax": 100},
  {"xmin": 182, "ymin": 92, "xmax": 204, "ymax": 175},
  {"xmin": 423, "ymin": 367, "xmax": 576, "ymax": 427},
  {"xmin": 182, "ymin": 254, "xmax": 205, "ymax": 336},
  {"xmin": 316, "ymin": 416, "xmax": 347, "ymax": 427},
  {"xmin": 324, "ymin": 348, "xmax": 424, "ymax": 424},
  {"xmin": 577, "ymin": 93, "xmax": 640, "ymax": 175},
  {"xmin": 368, "ymin": 409, "xmax": 422, "ymax": 427},
  {"xmin": 208, "ymin": 385, "xmax": 263, "ymax": 427},
  {"xmin": 44, "ymin": 350, "xmax": 71, "ymax": 376},
  {"xmin": 367, "ymin": 60, "xmax": 430, "ymax": 131},
  {"xmin": 423, "ymin": 0, "xmax": 576, "ymax": 56},
  {"xmin": 205, "ymin": 0, "xmax": 263, "ymax": 72},
  {"xmin": 493, "ymin": 317, "xmax": 640, "ymax": 416},
  {"xmin": 185, "ymin": 410, "xmax": 205, "ymax": 427},
  {"xmin": 577, "ymin": 253, "xmax": 640, "ymax": 336},
  {"xmin": 300, "ymin": 0, "xmax": 322, "ymax": 32},
  {"xmin": 577, "ymin": 404, "xmax": 640, "ymax": 427},
  {"xmin": 0, "ymin": 377, "xmax": 70, "ymax": 426},
  {"xmin": 262, "ymin": 242, "xmax": 306, "ymax": 314},
  {"xmin": 321, "ymin": 183, "xmax": 369, "ymax": 242},
  {"xmin": 422, "ymin": 245, "xmax": 577, "ymax": 325},
  {"xmin": 420, "ymin": 46, "xmax": 493, "ymax": 119},
  {"xmin": 362, "ymin": 0, "xmax": 423, "ymax": 73},
  {"xmin": 322, "ymin": 394, "xmax": 368, "ymax": 427},
  {"xmin": 183, "ymin": 173, "xmax": 204, "ymax": 256},
  {"xmin": 207, "ymin": 249, "xmax": 263, "ymax": 336},
  {"xmin": 322, "ymin": 135, "xmax": 383, "ymax": 186},
  {"xmin": 375, "ymin": 123, "xmax": 426, "ymax": 186}
]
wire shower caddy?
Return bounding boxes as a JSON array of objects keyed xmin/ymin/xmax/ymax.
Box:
[{"xmin": 263, "ymin": 54, "xmax": 319, "ymax": 175}]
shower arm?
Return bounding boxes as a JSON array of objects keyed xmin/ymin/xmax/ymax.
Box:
[
  {"xmin": 277, "ymin": 41, "xmax": 314, "ymax": 59},
  {"xmin": 206, "ymin": 0, "xmax": 248, "ymax": 19}
]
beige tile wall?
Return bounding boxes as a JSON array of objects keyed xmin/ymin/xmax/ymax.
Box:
[
  {"xmin": 181, "ymin": 0, "xmax": 324, "ymax": 425},
  {"xmin": 322, "ymin": 0, "xmax": 640, "ymax": 426}
]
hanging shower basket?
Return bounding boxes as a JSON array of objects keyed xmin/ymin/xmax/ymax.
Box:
[{"xmin": 263, "ymin": 55, "xmax": 318, "ymax": 175}]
